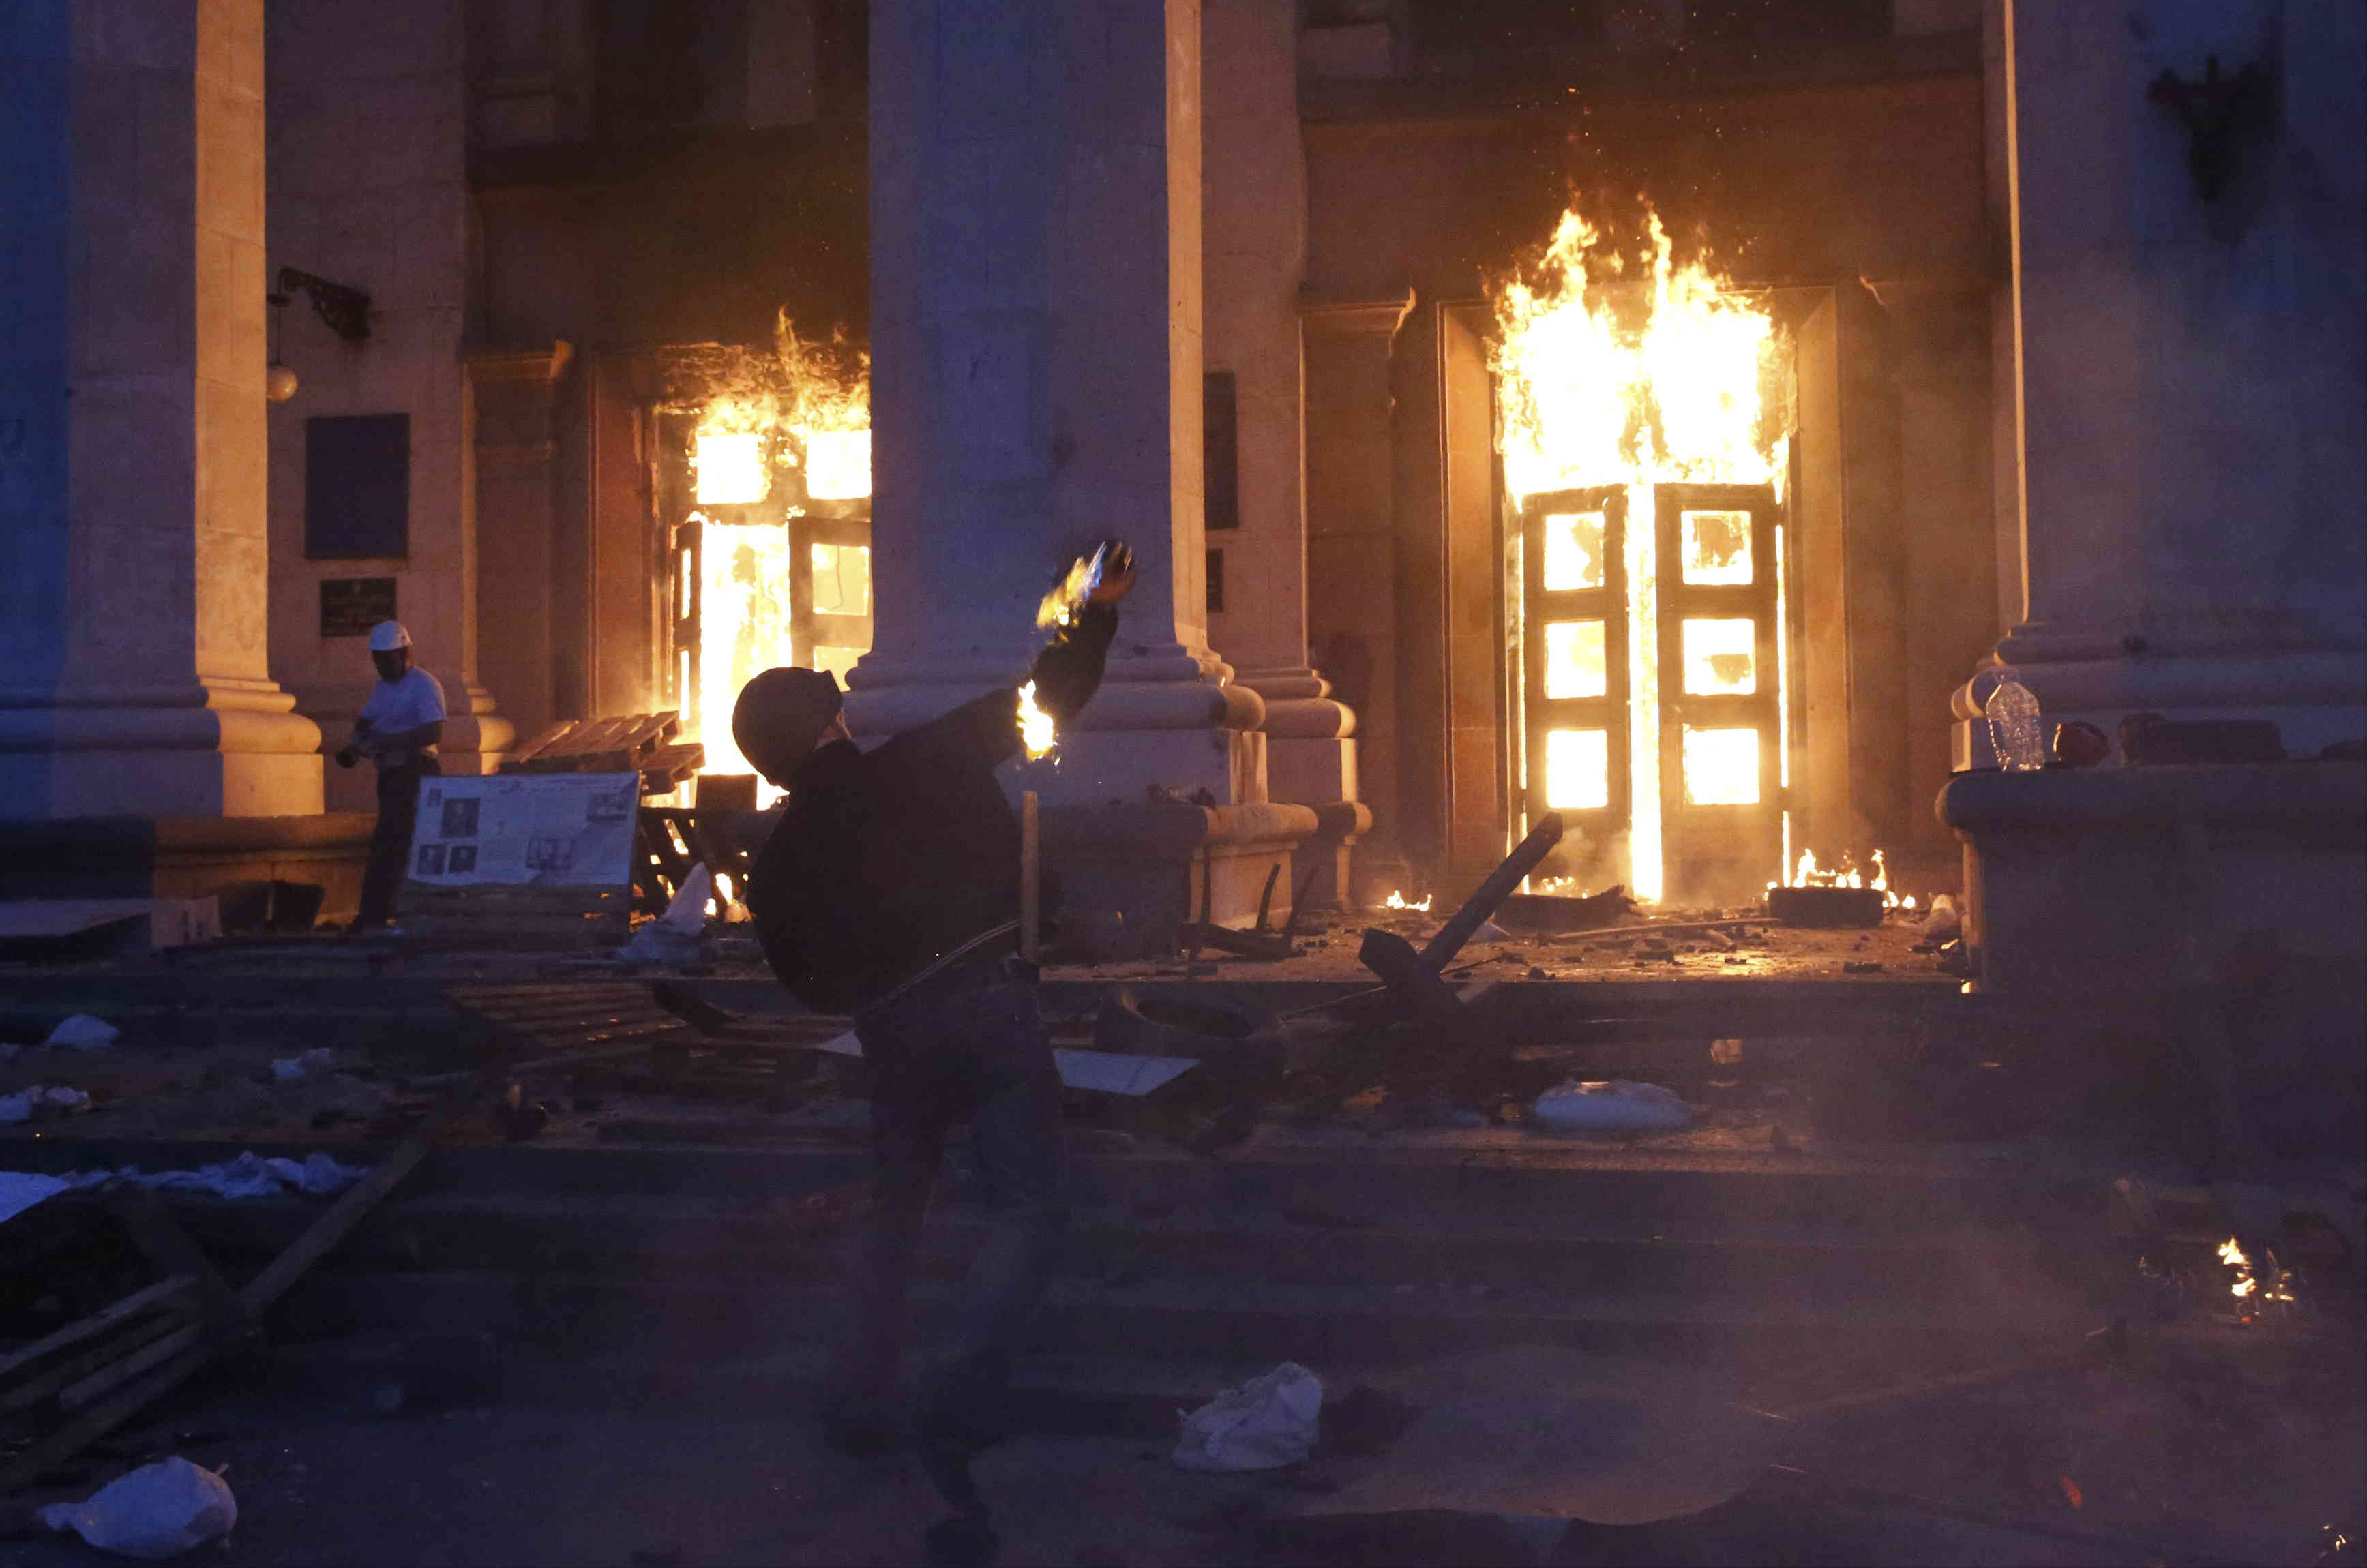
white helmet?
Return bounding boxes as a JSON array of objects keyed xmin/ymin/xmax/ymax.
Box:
[{"xmin": 367, "ymin": 620, "xmax": 413, "ymax": 653}]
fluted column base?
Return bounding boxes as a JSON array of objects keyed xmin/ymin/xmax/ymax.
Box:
[
  {"xmin": 0, "ymin": 678, "xmax": 325, "ymax": 818},
  {"xmin": 846, "ymin": 642, "xmax": 1271, "ymax": 809}
]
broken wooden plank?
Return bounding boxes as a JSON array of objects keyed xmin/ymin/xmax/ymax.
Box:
[
  {"xmin": 0, "ymin": 1277, "xmax": 193, "ymax": 1385},
  {"xmin": 1, "ymin": 1313, "xmax": 190, "ymax": 1418},
  {"xmin": 1176, "ymin": 922, "xmax": 1296, "ymax": 962},
  {"xmin": 238, "ymin": 1111, "xmax": 459, "ymax": 1315}
]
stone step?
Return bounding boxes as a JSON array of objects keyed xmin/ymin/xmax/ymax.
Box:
[
  {"xmin": 23, "ymin": 1135, "xmax": 2115, "ymax": 1235},
  {"xmin": 269, "ymin": 1268, "xmax": 2085, "ymax": 1382},
  {"xmin": 169, "ymin": 1190, "xmax": 2091, "ymax": 1309}
]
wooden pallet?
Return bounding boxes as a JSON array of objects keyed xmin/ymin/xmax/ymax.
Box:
[
  {"xmin": 638, "ymin": 742, "xmax": 705, "ymax": 794},
  {"xmin": 393, "ymin": 885, "xmax": 632, "ymax": 952},
  {"xmin": 0, "ymin": 1186, "xmax": 256, "ymax": 1495},
  {"xmin": 436, "ymin": 982, "xmax": 852, "ymax": 1106},
  {"xmin": 634, "ymin": 807, "xmax": 756, "ymax": 914},
  {"xmin": 507, "ymin": 711, "xmax": 680, "ymax": 776}
]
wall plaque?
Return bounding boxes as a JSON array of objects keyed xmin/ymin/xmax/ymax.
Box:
[{"xmin": 320, "ymin": 577, "xmax": 398, "ymax": 638}]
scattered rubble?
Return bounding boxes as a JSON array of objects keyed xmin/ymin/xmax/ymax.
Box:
[{"xmin": 0, "ymin": 1084, "xmax": 92, "ymax": 1123}]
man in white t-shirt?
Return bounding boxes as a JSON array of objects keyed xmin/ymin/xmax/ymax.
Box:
[{"xmin": 336, "ymin": 620, "xmax": 445, "ymax": 932}]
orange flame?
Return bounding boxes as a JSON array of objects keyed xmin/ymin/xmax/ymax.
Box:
[{"xmin": 1492, "ymin": 205, "xmax": 1783, "ymax": 903}]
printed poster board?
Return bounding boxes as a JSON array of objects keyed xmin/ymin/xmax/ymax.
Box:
[{"xmin": 407, "ymin": 772, "xmax": 638, "ymax": 889}]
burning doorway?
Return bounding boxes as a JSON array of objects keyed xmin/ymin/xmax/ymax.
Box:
[
  {"xmin": 1493, "ymin": 208, "xmax": 1793, "ymax": 906},
  {"xmin": 653, "ymin": 322, "xmax": 872, "ymax": 802}
]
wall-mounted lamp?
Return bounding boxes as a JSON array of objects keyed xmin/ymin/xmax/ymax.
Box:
[
  {"xmin": 265, "ymin": 266, "xmax": 373, "ymax": 404},
  {"xmin": 265, "ymin": 288, "xmax": 299, "ymax": 402}
]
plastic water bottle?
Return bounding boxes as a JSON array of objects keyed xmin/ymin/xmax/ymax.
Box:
[{"xmin": 1984, "ymin": 669, "xmax": 2045, "ymax": 772}]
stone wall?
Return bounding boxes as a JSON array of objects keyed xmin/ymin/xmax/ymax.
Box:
[
  {"xmin": 265, "ymin": 0, "xmax": 506, "ymax": 812},
  {"xmin": 1, "ymin": 0, "xmax": 322, "ymax": 821}
]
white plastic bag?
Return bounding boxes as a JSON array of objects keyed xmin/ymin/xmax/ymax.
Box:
[
  {"xmin": 619, "ymin": 864, "xmax": 714, "ymax": 963},
  {"xmin": 1172, "ymin": 1362, "xmax": 1324, "ymax": 1472},
  {"xmin": 1532, "ymin": 1079, "xmax": 1693, "ymax": 1134},
  {"xmin": 658, "ymin": 864, "xmax": 714, "ymax": 934},
  {"xmin": 1919, "ymin": 894, "xmax": 1961, "ymax": 942},
  {"xmin": 45, "ymin": 1013, "xmax": 119, "ymax": 1050},
  {"xmin": 0, "ymin": 1085, "xmax": 92, "ymax": 1124},
  {"xmin": 271, "ymin": 1046, "xmax": 335, "ymax": 1082},
  {"xmin": 40, "ymin": 1457, "xmax": 236, "ymax": 1559}
]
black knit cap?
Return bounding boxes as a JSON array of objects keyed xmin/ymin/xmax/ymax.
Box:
[{"xmin": 732, "ymin": 667, "xmax": 844, "ymax": 783}]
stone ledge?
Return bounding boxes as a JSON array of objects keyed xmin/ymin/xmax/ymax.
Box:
[
  {"xmin": 1041, "ymin": 800, "xmax": 1318, "ymax": 857},
  {"xmin": 0, "ymin": 814, "xmax": 376, "ymax": 907},
  {"xmin": 1939, "ymin": 761, "xmax": 2367, "ymax": 833}
]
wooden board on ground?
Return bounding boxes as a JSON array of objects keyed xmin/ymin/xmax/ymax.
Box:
[{"xmin": 396, "ymin": 886, "xmax": 631, "ymax": 951}]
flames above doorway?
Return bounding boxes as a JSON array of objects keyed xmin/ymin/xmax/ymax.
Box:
[{"xmin": 1489, "ymin": 203, "xmax": 1791, "ymax": 904}]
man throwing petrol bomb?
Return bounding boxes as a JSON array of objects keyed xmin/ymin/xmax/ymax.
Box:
[{"xmin": 736, "ymin": 542, "xmax": 1135, "ymax": 1565}]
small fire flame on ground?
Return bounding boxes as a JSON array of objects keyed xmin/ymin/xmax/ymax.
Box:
[
  {"xmin": 2218, "ymin": 1235, "xmax": 2298, "ymax": 1322},
  {"xmin": 1492, "ymin": 202, "xmax": 1785, "ymax": 905},
  {"xmin": 1770, "ymin": 848, "xmax": 1916, "ymax": 911},
  {"xmin": 1383, "ymin": 891, "xmax": 1433, "ymax": 913}
]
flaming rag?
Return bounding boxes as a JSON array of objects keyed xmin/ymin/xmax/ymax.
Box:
[{"xmin": 741, "ymin": 595, "xmax": 1116, "ymax": 1488}]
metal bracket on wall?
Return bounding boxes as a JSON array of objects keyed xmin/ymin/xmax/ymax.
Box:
[
  {"xmin": 2147, "ymin": 54, "xmax": 2275, "ymax": 205},
  {"xmin": 276, "ymin": 265, "xmax": 374, "ymax": 342}
]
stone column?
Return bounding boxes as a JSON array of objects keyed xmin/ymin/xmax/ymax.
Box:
[
  {"xmin": 1202, "ymin": 0, "xmax": 1360, "ymax": 846},
  {"xmin": 1939, "ymin": 0, "xmax": 2367, "ymax": 1066},
  {"xmin": 0, "ymin": 0, "xmax": 323, "ymax": 819},
  {"xmin": 1302, "ymin": 294, "xmax": 1411, "ymax": 903},
  {"xmin": 1952, "ymin": 0, "xmax": 2367, "ymax": 758},
  {"xmin": 852, "ymin": 0, "xmax": 1266, "ymax": 808}
]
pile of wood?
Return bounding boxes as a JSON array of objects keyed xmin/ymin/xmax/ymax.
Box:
[
  {"xmin": 1, "ymin": 1137, "xmax": 442, "ymax": 1494},
  {"xmin": 505, "ymin": 712, "xmax": 702, "ymax": 795}
]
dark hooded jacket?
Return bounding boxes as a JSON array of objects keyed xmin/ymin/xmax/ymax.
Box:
[{"xmin": 746, "ymin": 603, "xmax": 1118, "ymax": 1012}]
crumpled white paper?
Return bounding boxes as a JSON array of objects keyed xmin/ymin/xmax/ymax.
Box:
[{"xmin": 1173, "ymin": 1362, "xmax": 1324, "ymax": 1472}]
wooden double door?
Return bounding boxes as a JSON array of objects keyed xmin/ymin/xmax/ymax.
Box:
[{"xmin": 1517, "ymin": 481, "xmax": 1784, "ymax": 902}]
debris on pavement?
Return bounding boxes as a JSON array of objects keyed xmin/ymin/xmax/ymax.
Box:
[
  {"xmin": 1173, "ymin": 1362, "xmax": 1325, "ymax": 1472},
  {"xmin": 617, "ymin": 862, "xmax": 715, "ymax": 964},
  {"xmin": 1290, "ymin": 1344, "xmax": 1786, "ymax": 1525},
  {"xmin": 0, "ymin": 1169, "xmax": 71, "ymax": 1223},
  {"xmin": 270, "ymin": 1046, "xmax": 336, "ymax": 1082},
  {"xmin": 1918, "ymin": 894, "xmax": 1962, "ymax": 944},
  {"xmin": 1532, "ymin": 1079, "xmax": 1694, "ymax": 1133},
  {"xmin": 44, "ymin": 1013, "xmax": 120, "ymax": 1050},
  {"xmin": 38, "ymin": 1456, "xmax": 238, "ymax": 1559},
  {"xmin": 0, "ymin": 1084, "xmax": 93, "ymax": 1123},
  {"xmin": 15, "ymin": 1149, "xmax": 373, "ymax": 1203}
]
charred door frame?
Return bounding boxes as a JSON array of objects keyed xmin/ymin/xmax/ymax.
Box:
[
  {"xmin": 1519, "ymin": 486, "xmax": 1632, "ymax": 881},
  {"xmin": 1654, "ymin": 481, "xmax": 1784, "ymax": 896}
]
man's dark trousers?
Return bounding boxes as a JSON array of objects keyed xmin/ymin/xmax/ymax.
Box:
[
  {"xmin": 845, "ymin": 955, "xmax": 1067, "ymax": 1430},
  {"xmin": 355, "ymin": 758, "xmax": 438, "ymax": 930}
]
